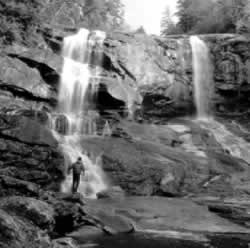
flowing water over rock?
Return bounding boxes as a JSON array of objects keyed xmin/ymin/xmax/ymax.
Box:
[
  {"xmin": 51, "ymin": 28, "xmax": 108, "ymax": 198},
  {"xmin": 190, "ymin": 36, "xmax": 250, "ymax": 165},
  {"xmin": 198, "ymin": 119, "xmax": 250, "ymax": 164},
  {"xmin": 190, "ymin": 36, "xmax": 213, "ymax": 119}
]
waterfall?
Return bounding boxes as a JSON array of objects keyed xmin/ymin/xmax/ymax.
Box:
[
  {"xmin": 52, "ymin": 28, "xmax": 107, "ymax": 198},
  {"xmin": 198, "ymin": 119, "xmax": 250, "ymax": 164},
  {"xmin": 190, "ymin": 36, "xmax": 213, "ymax": 119},
  {"xmin": 102, "ymin": 120, "xmax": 112, "ymax": 137},
  {"xmin": 189, "ymin": 36, "xmax": 250, "ymax": 164}
]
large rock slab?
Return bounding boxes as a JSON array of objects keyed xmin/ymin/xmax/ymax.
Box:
[
  {"xmin": 0, "ymin": 53, "xmax": 58, "ymax": 111},
  {"xmin": 85, "ymin": 197, "xmax": 250, "ymax": 234},
  {"xmin": 193, "ymin": 196, "xmax": 250, "ymax": 228},
  {"xmin": 52, "ymin": 238, "xmax": 79, "ymax": 248},
  {"xmin": 67, "ymin": 226, "xmax": 104, "ymax": 242},
  {"xmin": 80, "ymin": 127, "xmax": 248, "ymax": 198}
]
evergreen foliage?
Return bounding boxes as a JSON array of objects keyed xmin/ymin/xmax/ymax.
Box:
[
  {"xmin": 161, "ymin": 0, "xmax": 250, "ymax": 36},
  {"xmin": 0, "ymin": 0, "xmax": 124, "ymax": 45},
  {"xmin": 0, "ymin": 0, "xmax": 44, "ymax": 45}
]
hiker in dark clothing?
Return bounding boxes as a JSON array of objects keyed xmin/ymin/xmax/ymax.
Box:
[{"xmin": 68, "ymin": 157, "xmax": 85, "ymax": 193}]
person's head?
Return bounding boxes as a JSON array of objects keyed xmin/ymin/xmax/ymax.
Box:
[{"xmin": 78, "ymin": 157, "xmax": 82, "ymax": 161}]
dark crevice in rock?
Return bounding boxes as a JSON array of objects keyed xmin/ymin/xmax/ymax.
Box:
[
  {"xmin": 7, "ymin": 54, "xmax": 60, "ymax": 89},
  {"xmin": 94, "ymin": 83, "xmax": 127, "ymax": 116},
  {"xmin": 208, "ymin": 204, "xmax": 250, "ymax": 228},
  {"xmin": 117, "ymin": 60, "xmax": 137, "ymax": 81},
  {"xmin": 0, "ymin": 81, "xmax": 57, "ymax": 106},
  {"xmin": 102, "ymin": 52, "xmax": 136, "ymax": 81},
  {"xmin": 102, "ymin": 53, "xmax": 124, "ymax": 77},
  {"xmin": 43, "ymin": 37, "xmax": 62, "ymax": 55}
]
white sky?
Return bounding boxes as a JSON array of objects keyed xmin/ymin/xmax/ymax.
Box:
[{"xmin": 122, "ymin": 0, "xmax": 178, "ymax": 35}]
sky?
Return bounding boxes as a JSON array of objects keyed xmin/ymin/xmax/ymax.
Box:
[{"xmin": 122, "ymin": 0, "xmax": 178, "ymax": 35}]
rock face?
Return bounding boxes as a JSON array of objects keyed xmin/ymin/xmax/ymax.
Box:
[
  {"xmin": 102, "ymin": 33, "xmax": 193, "ymax": 118},
  {"xmin": 0, "ymin": 113, "xmax": 64, "ymax": 193},
  {"xmin": 80, "ymin": 119, "xmax": 250, "ymax": 200},
  {"xmin": 85, "ymin": 197, "xmax": 249, "ymax": 234},
  {"xmin": 100, "ymin": 33, "xmax": 250, "ymax": 118},
  {"xmin": 206, "ymin": 35, "xmax": 250, "ymax": 115},
  {"xmin": 0, "ymin": 44, "xmax": 60, "ymax": 113},
  {"xmin": 0, "ymin": 32, "xmax": 65, "ymax": 195},
  {"xmin": 0, "ymin": 208, "xmax": 51, "ymax": 248},
  {"xmin": 2, "ymin": 30, "xmax": 248, "ymax": 121}
]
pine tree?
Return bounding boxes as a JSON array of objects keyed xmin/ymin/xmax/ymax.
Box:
[{"xmin": 161, "ymin": 6, "xmax": 179, "ymax": 36}]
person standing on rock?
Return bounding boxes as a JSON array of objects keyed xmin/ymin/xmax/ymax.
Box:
[{"xmin": 68, "ymin": 157, "xmax": 85, "ymax": 193}]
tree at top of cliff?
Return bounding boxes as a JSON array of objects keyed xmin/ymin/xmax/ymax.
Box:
[
  {"xmin": 237, "ymin": 0, "xmax": 250, "ymax": 33},
  {"xmin": 81, "ymin": 0, "xmax": 124, "ymax": 31},
  {"xmin": 164, "ymin": 0, "xmax": 249, "ymax": 35},
  {"xmin": 40, "ymin": 0, "xmax": 125, "ymax": 31},
  {"xmin": 161, "ymin": 6, "xmax": 182, "ymax": 36},
  {"xmin": 0, "ymin": 0, "xmax": 125, "ymax": 46}
]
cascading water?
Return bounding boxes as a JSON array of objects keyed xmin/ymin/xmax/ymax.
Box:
[
  {"xmin": 52, "ymin": 28, "xmax": 108, "ymax": 198},
  {"xmin": 190, "ymin": 36, "xmax": 213, "ymax": 119},
  {"xmin": 190, "ymin": 36, "xmax": 250, "ymax": 165},
  {"xmin": 199, "ymin": 120, "xmax": 250, "ymax": 164}
]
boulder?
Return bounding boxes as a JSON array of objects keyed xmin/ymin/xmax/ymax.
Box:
[
  {"xmin": 84, "ymin": 206, "xmax": 134, "ymax": 235},
  {"xmin": 0, "ymin": 208, "xmax": 51, "ymax": 248},
  {"xmin": 0, "ymin": 196, "xmax": 55, "ymax": 232},
  {"xmin": 67, "ymin": 226, "xmax": 104, "ymax": 242},
  {"xmin": 97, "ymin": 186, "xmax": 125, "ymax": 199},
  {"xmin": 52, "ymin": 238, "xmax": 79, "ymax": 248},
  {"xmin": 44, "ymin": 195, "xmax": 89, "ymax": 235},
  {"xmin": 0, "ymin": 175, "xmax": 39, "ymax": 197}
]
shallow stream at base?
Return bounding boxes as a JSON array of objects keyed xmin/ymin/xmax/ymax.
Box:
[{"xmin": 79, "ymin": 233, "xmax": 250, "ymax": 248}]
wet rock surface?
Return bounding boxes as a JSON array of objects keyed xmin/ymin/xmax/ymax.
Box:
[
  {"xmin": 85, "ymin": 197, "xmax": 249, "ymax": 234},
  {"xmin": 0, "ymin": 196, "xmax": 55, "ymax": 231},
  {"xmin": 101, "ymin": 33, "xmax": 250, "ymax": 118},
  {"xmin": 0, "ymin": 28, "xmax": 250, "ymax": 248},
  {"xmin": 80, "ymin": 119, "xmax": 250, "ymax": 199},
  {"xmin": 0, "ymin": 113, "xmax": 64, "ymax": 191}
]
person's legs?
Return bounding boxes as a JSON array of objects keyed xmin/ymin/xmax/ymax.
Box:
[
  {"xmin": 75, "ymin": 174, "xmax": 80, "ymax": 192},
  {"xmin": 72, "ymin": 173, "xmax": 77, "ymax": 193},
  {"xmin": 72, "ymin": 173, "xmax": 80, "ymax": 193}
]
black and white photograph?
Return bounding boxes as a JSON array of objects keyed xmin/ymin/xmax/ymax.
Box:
[{"xmin": 0, "ymin": 0, "xmax": 250, "ymax": 247}]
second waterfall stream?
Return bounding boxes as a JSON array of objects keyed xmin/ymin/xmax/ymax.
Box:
[
  {"xmin": 190, "ymin": 36, "xmax": 250, "ymax": 164},
  {"xmin": 51, "ymin": 28, "xmax": 108, "ymax": 198}
]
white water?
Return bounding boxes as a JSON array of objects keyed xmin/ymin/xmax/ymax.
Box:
[
  {"xmin": 52, "ymin": 28, "xmax": 107, "ymax": 198},
  {"xmin": 189, "ymin": 36, "xmax": 250, "ymax": 165},
  {"xmin": 198, "ymin": 119, "xmax": 250, "ymax": 164},
  {"xmin": 102, "ymin": 120, "xmax": 112, "ymax": 137},
  {"xmin": 190, "ymin": 36, "xmax": 213, "ymax": 119}
]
